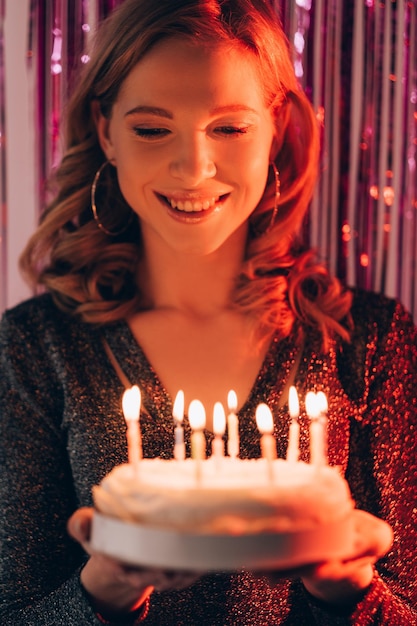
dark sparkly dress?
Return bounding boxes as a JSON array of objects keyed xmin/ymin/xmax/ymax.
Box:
[{"xmin": 0, "ymin": 290, "xmax": 416, "ymax": 625}]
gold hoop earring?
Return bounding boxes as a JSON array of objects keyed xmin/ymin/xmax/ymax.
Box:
[
  {"xmin": 251, "ymin": 162, "xmax": 281, "ymax": 237},
  {"xmin": 263, "ymin": 162, "xmax": 281, "ymax": 235},
  {"xmin": 91, "ymin": 161, "xmax": 134, "ymax": 236}
]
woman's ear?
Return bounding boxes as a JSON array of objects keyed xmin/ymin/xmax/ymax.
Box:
[
  {"xmin": 91, "ymin": 100, "xmax": 116, "ymax": 162},
  {"xmin": 269, "ymin": 98, "xmax": 291, "ymax": 160},
  {"xmin": 269, "ymin": 134, "xmax": 281, "ymax": 162}
]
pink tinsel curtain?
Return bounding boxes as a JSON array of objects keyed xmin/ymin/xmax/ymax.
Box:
[
  {"xmin": 277, "ymin": 0, "xmax": 417, "ymax": 315},
  {"xmin": 1, "ymin": 0, "xmax": 416, "ymax": 317},
  {"xmin": 27, "ymin": 0, "xmax": 124, "ymax": 207}
]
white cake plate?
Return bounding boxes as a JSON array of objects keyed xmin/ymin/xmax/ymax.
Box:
[{"xmin": 90, "ymin": 512, "xmax": 356, "ymax": 571}]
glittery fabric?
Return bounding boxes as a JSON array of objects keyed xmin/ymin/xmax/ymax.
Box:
[{"xmin": 0, "ymin": 289, "xmax": 416, "ymax": 625}]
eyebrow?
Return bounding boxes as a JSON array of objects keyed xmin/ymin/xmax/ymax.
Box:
[
  {"xmin": 125, "ymin": 105, "xmax": 173, "ymax": 119},
  {"xmin": 124, "ymin": 104, "xmax": 259, "ymax": 118}
]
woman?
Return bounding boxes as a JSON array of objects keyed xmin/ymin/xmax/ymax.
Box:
[{"xmin": 0, "ymin": 0, "xmax": 415, "ymax": 624}]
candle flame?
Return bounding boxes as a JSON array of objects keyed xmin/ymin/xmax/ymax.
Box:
[
  {"xmin": 316, "ymin": 391, "xmax": 328, "ymax": 414},
  {"xmin": 255, "ymin": 403, "xmax": 274, "ymax": 434},
  {"xmin": 173, "ymin": 389, "xmax": 185, "ymax": 423},
  {"xmin": 122, "ymin": 385, "xmax": 141, "ymax": 422},
  {"xmin": 288, "ymin": 385, "xmax": 300, "ymax": 418},
  {"xmin": 213, "ymin": 402, "xmax": 226, "ymax": 436},
  {"xmin": 305, "ymin": 391, "xmax": 320, "ymax": 419},
  {"xmin": 188, "ymin": 399, "xmax": 206, "ymax": 431},
  {"xmin": 227, "ymin": 389, "xmax": 238, "ymax": 412}
]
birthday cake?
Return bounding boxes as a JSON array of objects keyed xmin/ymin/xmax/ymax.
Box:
[{"xmin": 90, "ymin": 457, "xmax": 356, "ymax": 571}]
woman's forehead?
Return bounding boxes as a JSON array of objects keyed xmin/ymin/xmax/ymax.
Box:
[{"xmin": 116, "ymin": 38, "xmax": 268, "ymax": 109}]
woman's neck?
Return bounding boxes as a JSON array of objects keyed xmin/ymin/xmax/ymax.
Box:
[{"xmin": 138, "ymin": 225, "xmax": 248, "ymax": 318}]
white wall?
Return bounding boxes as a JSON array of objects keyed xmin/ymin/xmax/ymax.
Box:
[{"xmin": 3, "ymin": 0, "xmax": 36, "ymax": 311}]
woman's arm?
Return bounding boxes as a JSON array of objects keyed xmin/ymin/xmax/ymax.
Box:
[
  {"xmin": 0, "ymin": 301, "xmax": 202, "ymax": 625},
  {"xmin": 307, "ymin": 297, "xmax": 417, "ymax": 624},
  {"xmin": 0, "ymin": 306, "xmax": 100, "ymax": 625}
]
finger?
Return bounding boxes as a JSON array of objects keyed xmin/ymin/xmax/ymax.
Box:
[
  {"xmin": 67, "ymin": 507, "xmax": 94, "ymax": 543},
  {"xmin": 310, "ymin": 556, "xmax": 374, "ymax": 581},
  {"xmin": 349, "ymin": 510, "xmax": 393, "ymax": 560}
]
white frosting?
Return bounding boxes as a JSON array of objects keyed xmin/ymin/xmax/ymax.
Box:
[{"xmin": 93, "ymin": 458, "xmax": 354, "ymax": 534}]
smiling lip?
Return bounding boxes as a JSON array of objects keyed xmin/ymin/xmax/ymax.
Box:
[{"xmin": 155, "ymin": 192, "xmax": 230, "ymax": 215}]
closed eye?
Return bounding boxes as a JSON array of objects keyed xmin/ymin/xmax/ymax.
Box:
[
  {"xmin": 133, "ymin": 127, "xmax": 171, "ymax": 139},
  {"xmin": 215, "ymin": 126, "xmax": 249, "ymax": 136}
]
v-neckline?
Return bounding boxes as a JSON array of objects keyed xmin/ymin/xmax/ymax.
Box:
[
  {"xmin": 103, "ymin": 319, "xmax": 302, "ymax": 422},
  {"xmin": 101, "ymin": 320, "xmax": 352, "ymax": 470}
]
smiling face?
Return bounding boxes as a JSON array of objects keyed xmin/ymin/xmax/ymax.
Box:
[{"xmin": 95, "ymin": 37, "xmax": 277, "ymax": 257}]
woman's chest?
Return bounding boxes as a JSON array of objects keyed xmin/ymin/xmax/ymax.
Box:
[
  {"xmin": 65, "ymin": 330, "xmax": 361, "ymax": 506},
  {"xmin": 126, "ymin": 310, "xmax": 275, "ymax": 429}
]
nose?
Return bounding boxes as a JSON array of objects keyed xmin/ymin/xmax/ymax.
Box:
[{"xmin": 169, "ymin": 133, "xmax": 216, "ymax": 185}]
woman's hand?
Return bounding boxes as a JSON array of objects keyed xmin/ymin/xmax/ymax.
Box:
[
  {"xmin": 259, "ymin": 510, "xmax": 393, "ymax": 607},
  {"xmin": 301, "ymin": 509, "xmax": 393, "ymax": 606},
  {"xmin": 67, "ymin": 507, "xmax": 202, "ymax": 617}
]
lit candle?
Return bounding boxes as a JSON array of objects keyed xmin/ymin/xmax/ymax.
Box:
[
  {"xmin": 188, "ymin": 399, "xmax": 206, "ymax": 484},
  {"xmin": 255, "ymin": 403, "xmax": 277, "ymax": 482},
  {"xmin": 227, "ymin": 390, "xmax": 239, "ymax": 459},
  {"xmin": 306, "ymin": 391, "xmax": 325, "ymax": 466},
  {"xmin": 286, "ymin": 385, "xmax": 300, "ymax": 463},
  {"xmin": 316, "ymin": 390, "xmax": 328, "ymax": 464},
  {"xmin": 255, "ymin": 403, "xmax": 277, "ymax": 460},
  {"xmin": 122, "ymin": 385, "xmax": 142, "ymax": 472},
  {"xmin": 212, "ymin": 402, "xmax": 226, "ymax": 458},
  {"xmin": 173, "ymin": 390, "xmax": 185, "ymax": 461},
  {"xmin": 188, "ymin": 399, "xmax": 206, "ymax": 461}
]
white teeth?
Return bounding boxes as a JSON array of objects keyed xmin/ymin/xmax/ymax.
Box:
[{"xmin": 168, "ymin": 196, "xmax": 219, "ymax": 212}]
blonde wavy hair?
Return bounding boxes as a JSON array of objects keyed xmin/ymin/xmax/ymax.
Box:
[{"xmin": 20, "ymin": 0, "xmax": 352, "ymax": 349}]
